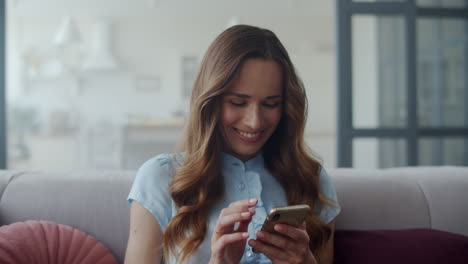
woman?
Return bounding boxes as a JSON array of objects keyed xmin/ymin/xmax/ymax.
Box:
[{"xmin": 125, "ymin": 25, "xmax": 340, "ymax": 264}]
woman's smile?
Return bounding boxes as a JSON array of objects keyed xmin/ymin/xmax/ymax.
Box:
[{"xmin": 234, "ymin": 128, "xmax": 264, "ymax": 143}]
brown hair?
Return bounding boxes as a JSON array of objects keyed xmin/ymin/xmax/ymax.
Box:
[{"xmin": 163, "ymin": 25, "xmax": 335, "ymax": 263}]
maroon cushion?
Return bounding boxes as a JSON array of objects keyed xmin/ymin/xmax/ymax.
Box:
[
  {"xmin": 0, "ymin": 220, "xmax": 118, "ymax": 264},
  {"xmin": 334, "ymin": 229, "xmax": 468, "ymax": 264}
]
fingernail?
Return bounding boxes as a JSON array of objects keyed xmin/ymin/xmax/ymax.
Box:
[
  {"xmin": 242, "ymin": 232, "xmax": 249, "ymax": 238},
  {"xmin": 249, "ymin": 198, "xmax": 257, "ymax": 204},
  {"xmin": 241, "ymin": 212, "xmax": 250, "ymax": 217}
]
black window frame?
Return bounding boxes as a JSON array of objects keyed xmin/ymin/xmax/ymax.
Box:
[{"xmin": 336, "ymin": 0, "xmax": 468, "ymax": 167}]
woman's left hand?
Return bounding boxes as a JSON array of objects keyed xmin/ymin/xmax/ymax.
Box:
[{"xmin": 248, "ymin": 223, "xmax": 317, "ymax": 264}]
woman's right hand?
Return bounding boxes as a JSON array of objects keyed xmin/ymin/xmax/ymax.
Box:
[{"xmin": 208, "ymin": 198, "xmax": 257, "ymax": 264}]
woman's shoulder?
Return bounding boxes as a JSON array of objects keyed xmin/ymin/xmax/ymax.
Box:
[
  {"xmin": 128, "ymin": 153, "xmax": 183, "ymax": 229},
  {"xmin": 317, "ymin": 167, "xmax": 334, "ymax": 195},
  {"xmin": 315, "ymin": 166, "xmax": 341, "ymax": 223},
  {"xmin": 136, "ymin": 152, "xmax": 185, "ymax": 180},
  {"xmin": 318, "ymin": 166, "xmax": 330, "ymax": 180},
  {"xmin": 139, "ymin": 152, "xmax": 185, "ymax": 169}
]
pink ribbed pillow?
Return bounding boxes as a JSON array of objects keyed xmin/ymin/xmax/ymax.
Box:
[{"xmin": 0, "ymin": 220, "xmax": 118, "ymax": 264}]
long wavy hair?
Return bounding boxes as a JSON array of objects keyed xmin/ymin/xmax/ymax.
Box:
[{"xmin": 163, "ymin": 25, "xmax": 336, "ymax": 263}]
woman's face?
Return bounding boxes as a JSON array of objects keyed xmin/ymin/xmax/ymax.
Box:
[{"xmin": 220, "ymin": 58, "xmax": 283, "ymax": 162}]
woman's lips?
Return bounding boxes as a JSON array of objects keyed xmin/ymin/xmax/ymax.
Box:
[{"xmin": 234, "ymin": 128, "xmax": 263, "ymax": 143}]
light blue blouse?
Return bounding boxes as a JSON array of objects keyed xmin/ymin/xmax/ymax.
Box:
[{"xmin": 127, "ymin": 152, "xmax": 341, "ymax": 264}]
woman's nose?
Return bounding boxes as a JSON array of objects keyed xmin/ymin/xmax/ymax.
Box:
[{"xmin": 243, "ymin": 105, "xmax": 263, "ymax": 130}]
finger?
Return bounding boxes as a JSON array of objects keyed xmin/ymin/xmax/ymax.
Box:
[
  {"xmin": 248, "ymin": 239, "xmax": 289, "ymax": 262},
  {"xmin": 236, "ymin": 209, "xmax": 256, "ymax": 232},
  {"xmin": 256, "ymin": 231, "xmax": 296, "ymax": 252},
  {"xmin": 220, "ymin": 204, "xmax": 255, "ymax": 217},
  {"xmin": 213, "ymin": 232, "xmax": 250, "ymax": 253},
  {"xmin": 274, "ymin": 224, "xmax": 310, "ymax": 244},
  {"xmin": 219, "ymin": 198, "xmax": 257, "ymax": 217},
  {"xmin": 214, "ymin": 211, "xmax": 253, "ymax": 235},
  {"xmin": 228, "ymin": 198, "xmax": 258, "ymax": 209},
  {"xmin": 256, "ymin": 230, "xmax": 311, "ymax": 260}
]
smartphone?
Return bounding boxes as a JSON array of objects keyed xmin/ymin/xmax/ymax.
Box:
[
  {"xmin": 260, "ymin": 204, "xmax": 311, "ymax": 233},
  {"xmin": 253, "ymin": 204, "xmax": 310, "ymax": 253}
]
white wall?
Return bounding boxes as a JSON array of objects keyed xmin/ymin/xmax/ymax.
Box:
[{"xmin": 7, "ymin": 0, "xmax": 340, "ymax": 169}]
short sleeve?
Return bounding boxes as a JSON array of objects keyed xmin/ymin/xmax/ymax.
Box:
[
  {"xmin": 315, "ymin": 168, "xmax": 341, "ymax": 224},
  {"xmin": 127, "ymin": 153, "xmax": 174, "ymax": 230}
]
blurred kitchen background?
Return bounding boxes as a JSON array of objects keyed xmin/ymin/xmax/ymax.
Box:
[{"xmin": 3, "ymin": 0, "xmax": 467, "ymax": 171}]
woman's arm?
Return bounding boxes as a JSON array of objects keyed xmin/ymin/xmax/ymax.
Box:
[
  {"xmin": 321, "ymin": 220, "xmax": 336, "ymax": 264},
  {"xmin": 124, "ymin": 201, "xmax": 164, "ymax": 264}
]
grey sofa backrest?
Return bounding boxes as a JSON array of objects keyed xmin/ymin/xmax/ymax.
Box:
[
  {"xmin": 0, "ymin": 166, "xmax": 467, "ymax": 264},
  {"xmin": 0, "ymin": 171, "xmax": 134, "ymax": 263},
  {"xmin": 330, "ymin": 166, "xmax": 468, "ymax": 236}
]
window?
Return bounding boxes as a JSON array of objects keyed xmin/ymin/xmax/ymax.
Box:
[{"xmin": 337, "ymin": 0, "xmax": 468, "ymax": 167}]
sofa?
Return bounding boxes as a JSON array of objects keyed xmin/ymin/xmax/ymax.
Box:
[{"xmin": 0, "ymin": 166, "xmax": 467, "ymax": 263}]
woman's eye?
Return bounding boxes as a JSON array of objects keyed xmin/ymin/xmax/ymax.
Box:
[
  {"xmin": 230, "ymin": 101, "xmax": 246, "ymax": 107},
  {"xmin": 263, "ymin": 103, "xmax": 280, "ymax": 108}
]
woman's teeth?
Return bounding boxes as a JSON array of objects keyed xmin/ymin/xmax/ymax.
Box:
[{"xmin": 238, "ymin": 130, "xmax": 261, "ymax": 138}]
